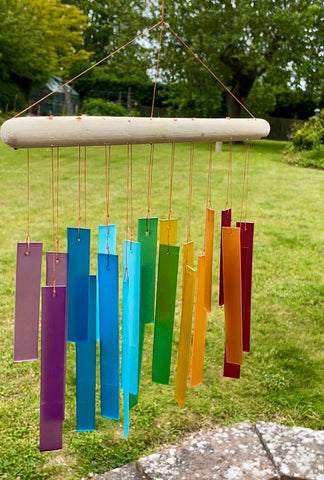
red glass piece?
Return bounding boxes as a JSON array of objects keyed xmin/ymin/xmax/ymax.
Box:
[{"xmin": 219, "ymin": 209, "xmax": 231, "ymax": 306}]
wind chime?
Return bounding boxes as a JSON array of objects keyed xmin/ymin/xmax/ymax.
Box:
[{"xmin": 0, "ymin": 0, "xmax": 270, "ymax": 453}]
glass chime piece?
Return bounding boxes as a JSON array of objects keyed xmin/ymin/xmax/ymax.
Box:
[
  {"xmin": 152, "ymin": 244, "xmax": 180, "ymax": 385},
  {"xmin": 121, "ymin": 240, "xmax": 141, "ymax": 437},
  {"xmin": 223, "ymin": 348, "xmax": 241, "ymax": 379},
  {"xmin": 67, "ymin": 227, "xmax": 90, "ymax": 342},
  {"xmin": 222, "ymin": 227, "xmax": 243, "ymax": 365},
  {"xmin": 159, "ymin": 218, "xmax": 178, "ymax": 245},
  {"xmin": 190, "ymin": 254, "xmax": 207, "ymax": 387},
  {"xmin": 204, "ymin": 207, "xmax": 215, "ymax": 313},
  {"xmin": 39, "ymin": 285, "xmax": 67, "ymax": 452},
  {"xmin": 76, "ymin": 275, "xmax": 97, "ymax": 431},
  {"xmin": 219, "ymin": 209, "xmax": 231, "ymax": 306},
  {"xmin": 14, "ymin": 242, "xmax": 42, "ymax": 362},
  {"xmin": 97, "ymin": 225, "xmax": 117, "ymax": 341},
  {"xmin": 236, "ymin": 222, "xmax": 254, "ymax": 353},
  {"xmin": 129, "ymin": 217, "xmax": 158, "ymax": 409},
  {"xmin": 175, "ymin": 264, "xmax": 196, "ymax": 408},
  {"xmin": 98, "ymin": 253, "xmax": 119, "ymax": 420},
  {"xmin": 46, "ymin": 252, "xmax": 68, "ymax": 286}
]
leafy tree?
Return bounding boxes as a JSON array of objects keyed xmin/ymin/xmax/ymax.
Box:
[
  {"xmin": 155, "ymin": 0, "xmax": 324, "ymax": 117},
  {"xmin": 0, "ymin": 0, "xmax": 90, "ymax": 110}
]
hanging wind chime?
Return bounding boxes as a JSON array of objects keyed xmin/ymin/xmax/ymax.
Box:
[{"xmin": 0, "ymin": 0, "xmax": 270, "ymax": 452}]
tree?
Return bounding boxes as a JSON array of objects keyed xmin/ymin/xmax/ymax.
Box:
[
  {"xmin": 0, "ymin": 0, "xmax": 90, "ymax": 110},
  {"xmin": 155, "ymin": 0, "xmax": 324, "ymax": 117}
]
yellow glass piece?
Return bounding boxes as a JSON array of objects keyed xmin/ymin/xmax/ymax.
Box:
[
  {"xmin": 204, "ymin": 207, "xmax": 215, "ymax": 313},
  {"xmin": 182, "ymin": 241, "xmax": 194, "ymax": 378},
  {"xmin": 190, "ymin": 255, "xmax": 207, "ymax": 387},
  {"xmin": 222, "ymin": 227, "xmax": 243, "ymax": 365},
  {"xmin": 159, "ymin": 219, "xmax": 178, "ymax": 246},
  {"xmin": 175, "ymin": 264, "xmax": 196, "ymax": 408}
]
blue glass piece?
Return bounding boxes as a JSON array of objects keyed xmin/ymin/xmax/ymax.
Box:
[
  {"xmin": 97, "ymin": 225, "xmax": 117, "ymax": 341},
  {"xmin": 121, "ymin": 240, "xmax": 141, "ymax": 438},
  {"xmin": 98, "ymin": 253, "xmax": 119, "ymax": 420},
  {"xmin": 67, "ymin": 227, "xmax": 90, "ymax": 342},
  {"xmin": 75, "ymin": 275, "xmax": 97, "ymax": 431}
]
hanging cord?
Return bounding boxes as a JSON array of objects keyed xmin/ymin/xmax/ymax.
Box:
[
  {"xmin": 51, "ymin": 147, "xmax": 57, "ymax": 293},
  {"xmin": 77, "ymin": 146, "xmax": 82, "ymax": 238},
  {"xmin": 25, "ymin": 149, "xmax": 30, "ymax": 254},
  {"xmin": 240, "ymin": 141, "xmax": 251, "ymax": 227},
  {"xmin": 206, "ymin": 141, "xmax": 213, "ymax": 209},
  {"xmin": 105, "ymin": 144, "xmax": 111, "ymax": 255},
  {"xmin": 225, "ymin": 140, "xmax": 233, "ymax": 224},
  {"xmin": 84, "ymin": 146, "xmax": 87, "ymax": 228},
  {"xmin": 164, "ymin": 24, "xmax": 255, "ymax": 119},
  {"xmin": 186, "ymin": 143, "xmax": 194, "ymax": 244},
  {"xmin": 151, "ymin": 0, "xmax": 165, "ymax": 117},
  {"xmin": 146, "ymin": 143, "xmax": 154, "ymax": 232},
  {"xmin": 167, "ymin": 142, "xmax": 175, "ymax": 250},
  {"xmin": 55, "ymin": 148, "xmax": 60, "ymax": 260}
]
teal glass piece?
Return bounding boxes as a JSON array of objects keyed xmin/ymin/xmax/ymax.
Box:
[
  {"xmin": 97, "ymin": 225, "xmax": 117, "ymax": 340},
  {"xmin": 121, "ymin": 240, "xmax": 141, "ymax": 437},
  {"xmin": 129, "ymin": 217, "xmax": 158, "ymax": 409},
  {"xmin": 67, "ymin": 227, "xmax": 90, "ymax": 342},
  {"xmin": 152, "ymin": 244, "xmax": 180, "ymax": 385},
  {"xmin": 98, "ymin": 253, "xmax": 119, "ymax": 420},
  {"xmin": 76, "ymin": 275, "xmax": 97, "ymax": 431}
]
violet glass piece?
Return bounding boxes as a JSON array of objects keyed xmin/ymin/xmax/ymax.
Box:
[
  {"xmin": 46, "ymin": 252, "xmax": 68, "ymax": 286},
  {"xmin": 14, "ymin": 242, "xmax": 42, "ymax": 362},
  {"xmin": 236, "ymin": 222, "xmax": 254, "ymax": 352},
  {"xmin": 219, "ymin": 209, "xmax": 231, "ymax": 306},
  {"xmin": 39, "ymin": 285, "xmax": 67, "ymax": 451}
]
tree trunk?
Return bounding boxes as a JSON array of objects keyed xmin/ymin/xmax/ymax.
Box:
[
  {"xmin": 226, "ymin": 76, "xmax": 256, "ymax": 117},
  {"xmin": 63, "ymin": 85, "xmax": 74, "ymax": 116}
]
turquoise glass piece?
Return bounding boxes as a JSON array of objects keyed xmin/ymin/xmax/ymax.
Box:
[
  {"xmin": 67, "ymin": 227, "xmax": 90, "ymax": 342},
  {"xmin": 76, "ymin": 275, "xmax": 97, "ymax": 431},
  {"xmin": 98, "ymin": 253, "xmax": 119, "ymax": 420}
]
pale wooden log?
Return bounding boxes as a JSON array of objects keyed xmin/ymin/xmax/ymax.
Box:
[{"xmin": 1, "ymin": 116, "xmax": 270, "ymax": 149}]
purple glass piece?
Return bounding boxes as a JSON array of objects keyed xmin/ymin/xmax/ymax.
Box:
[
  {"xmin": 236, "ymin": 222, "xmax": 254, "ymax": 353},
  {"xmin": 223, "ymin": 348, "xmax": 241, "ymax": 379},
  {"xmin": 219, "ymin": 209, "xmax": 231, "ymax": 306},
  {"xmin": 46, "ymin": 252, "xmax": 68, "ymax": 286},
  {"xmin": 14, "ymin": 242, "xmax": 42, "ymax": 362},
  {"xmin": 39, "ymin": 286, "xmax": 67, "ymax": 452},
  {"xmin": 39, "ymin": 418, "xmax": 63, "ymax": 452}
]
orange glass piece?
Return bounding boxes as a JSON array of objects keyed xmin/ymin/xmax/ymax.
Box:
[
  {"xmin": 175, "ymin": 264, "xmax": 196, "ymax": 408},
  {"xmin": 222, "ymin": 227, "xmax": 243, "ymax": 365},
  {"xmin": 190, "ymin": 255, "xmax": 207, "ymax": 387},
  {"xmin": 159, "ymin": 218, "xmax": 177, "ymax": 245},
  {"xmin": 204, "ymin": 207, "xmax": 215, "ymax": 312},
  {"xmin": 182, "ymin": 241, "xmax": 195, "ymax": 378}
]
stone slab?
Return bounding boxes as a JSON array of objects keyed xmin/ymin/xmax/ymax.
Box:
[
  {"xmin": 94, "ymin": 462, "xmax": 145, "ymax": 480},
  {"xmin": 256, "ymin": 421, "xmax": 324, "ymax": 480},
  {"xmin": 138, "ymin": 421, "xmax": 279, "ymax": 480}
]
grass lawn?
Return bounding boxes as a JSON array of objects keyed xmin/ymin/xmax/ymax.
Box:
[{"xmin": 0, "ymin": 138, "xmax": 323, "ymax": 480}]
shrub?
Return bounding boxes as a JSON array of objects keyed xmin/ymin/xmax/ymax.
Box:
[
  {"xmin": 291, "ymin": 109, "xmax": 324, "ymax": 150},
  {"xmin": 82, "ymin": 98, "xmax": 139, "ymax": 117}
]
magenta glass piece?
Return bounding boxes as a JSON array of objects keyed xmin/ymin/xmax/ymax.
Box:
[
  {"xmin": 39, "ymin": 418, "xmax": 63, "ymax": 452},
  {"xmin": 218, "ymin": 209, "xmax": 231, "ymax": 306},
  {"xmin": 223, "ymin": 348, "xmax": 241, "ymax": 379},
  {"xmin": 236, "ymin": 222, "xmax": 254, "ymax": 353},
  {"xmin": 14, "ymin": 242, "xmax": 43, "ymax": 362},
  {"xmin": 46, "ymin": 252, "xmax": 68, "ymax": 286},
  {"xmin": 39, "ymin": 286, "xmax": 67, "ymax": 452}
]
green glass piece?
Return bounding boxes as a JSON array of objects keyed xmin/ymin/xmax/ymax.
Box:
[
  {"xmin": 129, "ymin": 217, "xmax": 158, "ymax": 409},
  {"xmin": 152, "ymin": 244, "xmax": 180, "ymax": 385}
]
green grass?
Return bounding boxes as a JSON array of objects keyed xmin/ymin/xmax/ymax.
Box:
[{"xmin": 0, "ymin": 138, "xmax": 323, "ymax": 480}]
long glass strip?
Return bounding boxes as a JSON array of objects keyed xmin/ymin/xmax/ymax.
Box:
[
  {"xmin": 219, "ymin": 209, "xmax": 231, "ymax": 306},
  {"xmin": 204, "ymin": 207, "xmax": 215, "ymax": 313},
  {"xmin": 46, "ymin": 252, "xmax": 68, "ymax": 286}
]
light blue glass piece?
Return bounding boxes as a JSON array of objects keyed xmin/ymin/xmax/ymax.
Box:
[
  {"xmin": 97, "ymin": 225, "xmax": 117, "ymax": 341},
  {"xmin": 67, "ymin": 227, "xmax": 90, "ymax": 342},
  {"xmin": 98, "ymin": 224, "xmax": 117, "ymax": 255},
  {"xmin": 121, "ymin": 240, "xmax": 141, "ymax": 438},
  {"xmin": 98, "ymin": 253, "xmax": 119, "ymax": 420},
  {"xmin": 76, "ymin": 275, "xmax": 96, "ymax": 431}
]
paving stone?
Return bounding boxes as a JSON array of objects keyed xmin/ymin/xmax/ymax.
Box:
[
  {"xmin": 94, "ymin": 462, "xmax": 146, "ymax": 480},
  {"xmin": 256, "ymin": 421, "xmax": 324, "ymax": 480},
  {"xmin": 138, "ymin": 421, "xmax": 279, "ymax": 480}
]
